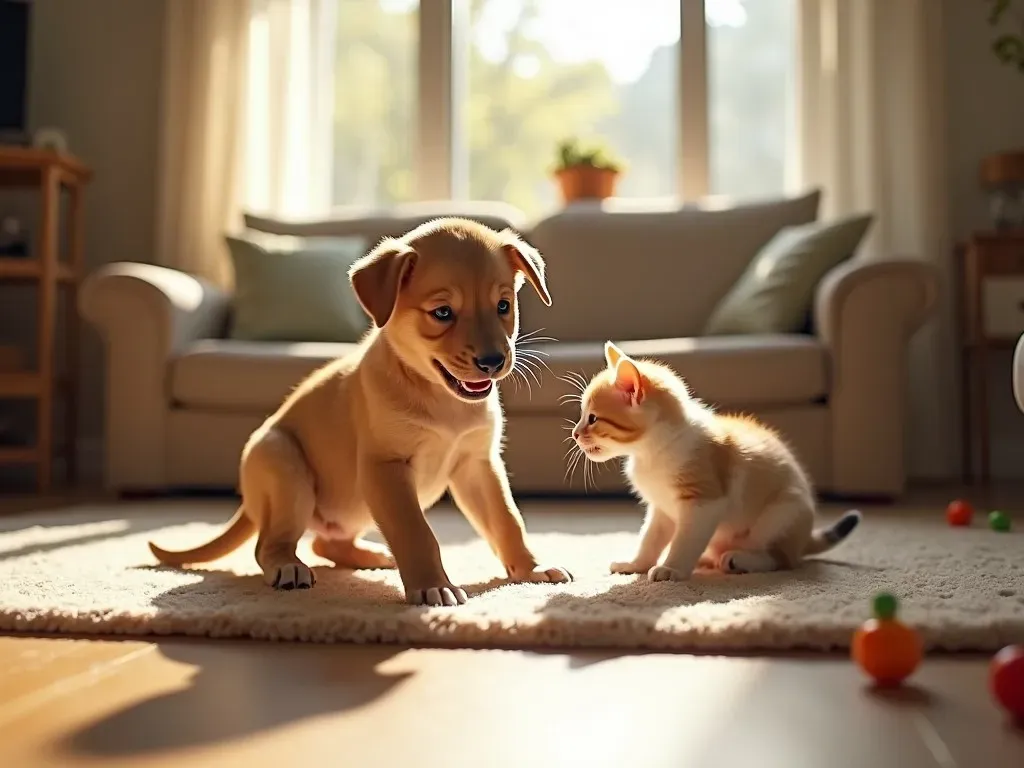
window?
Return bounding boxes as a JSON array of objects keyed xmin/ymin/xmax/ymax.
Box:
[
  {"xmin": 332, "ymin": 0, "xmax": 419, "ymax": 208},
  {"xmin": 258, "ymin": 0, "xmax": 800, "ymax": 215},
  {"xmin": 458, "ymin": 0, "xmax": 679, "ymax": 217},
  {"xmin": 707, "ymin": 0, "xmax": 797, "ymax": 199}
]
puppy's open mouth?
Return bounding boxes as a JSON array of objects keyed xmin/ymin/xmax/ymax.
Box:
[{"xmin": 433, "ymin": 360, "xmax": 494, "ymax": 401}]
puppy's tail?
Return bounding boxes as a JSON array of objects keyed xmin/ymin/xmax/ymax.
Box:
[
  {"xmin": 148, "ymin": 506, "xmax": 255, "ymax": 566},
  {"xmin": 803, "ymin": 509, "xmax": 862, "ymax": 556}
]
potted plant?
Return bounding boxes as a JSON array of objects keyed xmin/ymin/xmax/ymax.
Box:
[
  {"xmin": 988, "ymin": 0, "xmax": 1024, "ymax": 71},
  {"xmin": 551, "ymin": 137, "xmax": 625, "ymax": 204}
]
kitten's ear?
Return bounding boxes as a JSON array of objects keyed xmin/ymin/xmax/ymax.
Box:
[
  {"xmin": 604, "ymin": 341, "xmax": 625, "ymax": 369},
  {"xmin": 614, "ymin": 358, "xmax": 645, "ymax": 404}
]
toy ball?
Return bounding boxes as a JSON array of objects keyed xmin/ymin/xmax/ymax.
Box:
[
  {"xmin": 989, "ymin": 510, "xmax": 1012, "ymax": 532},
  {"xmin": 991, "ymin": 645, "xmax": 1024, "ymax": 722},
  {"xmin": 946, "ymin": 499, "xmax": 973, "ymax": 527},
  {"xmin": 852, "ymin": 592, "xmax": 923, "ymax": 686}
]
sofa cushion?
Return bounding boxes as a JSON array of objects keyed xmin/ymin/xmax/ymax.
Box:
[
  {"xmin": 519, "ymin": 190, "xmax": 822, "ymax": 341},
  {"xmin": 501, "ymin": 335, "xmax": 828, "ymax": 413},
  {"xmin": 226, "ymin": 233, "xmax": 371, "ymax": 343},
  {"xmin": 171, "ymin": 340, "xmax": 357, "ymax": 411},
  {"xmin": 703, "ymin": 214, "xmax": 873, "ymax": 336}
]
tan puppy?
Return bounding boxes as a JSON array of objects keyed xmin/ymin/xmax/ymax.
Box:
[{"xmin": 149, "ymin": 218, "xmax": 571, "ymax": 606}]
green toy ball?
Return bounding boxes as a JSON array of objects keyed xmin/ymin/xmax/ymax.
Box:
[
  {"xmin": 872, "ymin": 592, "xmax": 899, "ymax": 620},
  {"xmin": 989, "ymin": 511, "xmax": 1011, "ymax": 532}
]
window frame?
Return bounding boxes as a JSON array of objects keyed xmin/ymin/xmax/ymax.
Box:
[{"xmin": 414, "ymin": 0, "xmax": 713, "ymax": 205}]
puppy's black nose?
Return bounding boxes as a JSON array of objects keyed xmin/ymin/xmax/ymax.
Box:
[{"xmin": 474, "ymin": 353, "xmax": 506, "ymax": 374}]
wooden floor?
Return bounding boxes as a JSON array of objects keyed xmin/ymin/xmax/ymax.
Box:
[
  {"xmin": 0, "ymin": 637, "xmax": 1021, "ymax": 768},
  {"xmin": 1, "ymin": 489, "xmax": 1023, "ymax": 767}
]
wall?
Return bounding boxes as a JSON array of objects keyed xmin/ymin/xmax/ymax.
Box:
[
  {"xmin": 0, "ymin": 0, "xmax": 166, "ymax": 488},
  {"xmin": 943, "ymin": 0, "xmax": 1024, "ymax": 481}
]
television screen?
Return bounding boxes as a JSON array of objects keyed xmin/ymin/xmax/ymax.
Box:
[{"xmin": 0, "ymin": 0, "xmax": 31, "ymax": 137}]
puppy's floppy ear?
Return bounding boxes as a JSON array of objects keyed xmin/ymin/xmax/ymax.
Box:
[
  {"xmin": 349, "ymin": 237, "xmax": 417, "ymax": 327},
  {"xmin": 500, "ymin": 229, "xmax": 552, "ymax": 307}
]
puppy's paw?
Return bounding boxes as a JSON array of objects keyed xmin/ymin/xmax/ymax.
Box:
[
  {"xmin": 647, "ymin": 565, "xmax": 687, "ymax": 583},
  {"xmin": 268, "ymin": 563, "xmax": 316, "ymax": 590},
  {"xmin": 406, "ymin": 585, "xmax": 468, "ymax": 607},
  {"xmin": 514, "ymin": 565, "xmax": 573, "ymax": 584},
  {"xmin": 610, "ymin": 560, "xmax": 648, "ymax": 575}
]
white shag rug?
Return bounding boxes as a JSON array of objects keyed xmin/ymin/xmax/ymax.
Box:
[{"xmin": 1, "ymin": 500, "xmax": 1022, "ymax": 652}]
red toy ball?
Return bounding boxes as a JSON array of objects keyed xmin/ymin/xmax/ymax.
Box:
[
  {"xmin": 946, "ymin": 499, "xmax": 974, "ymax": 527},
  {"xmin": 990, "ymin": 645, "xmax": 1024, "ymax": 722}
]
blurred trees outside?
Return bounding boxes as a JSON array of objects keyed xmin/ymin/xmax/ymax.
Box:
[{"xmin": 331, "ymin": 0, "xmax": 794, "ymax": 217}]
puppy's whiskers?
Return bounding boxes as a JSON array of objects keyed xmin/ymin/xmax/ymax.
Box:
[
  {"xmin": 517, "ymin": 327, "xmax": 557, "ymax": 345},
  {"xmin": 510, "ymin": 356, "xmax": 536, "ymax": 400},
  {"xmin": 517, "ymin": 349, "xmax": 553, "ymax": 379}
]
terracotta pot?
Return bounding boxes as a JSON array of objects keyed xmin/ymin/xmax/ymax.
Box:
[{"xmin": 555, "ymin": 166, "xmax": 619, "ymax": 204}]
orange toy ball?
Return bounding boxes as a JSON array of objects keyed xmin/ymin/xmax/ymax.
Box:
[
  {"xmin": 851, "ymin": 593, "xmax": 923, "ymax": 686},
  {"xmin": 990, "ymin": 645, "xmax": 1024, "ymax": 721},
  {"xmin": 946, "ymin": 499, "xmax": 973, "ymax": 526}
]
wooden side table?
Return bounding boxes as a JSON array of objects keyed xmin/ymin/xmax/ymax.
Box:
[
  {"xmin": 0, "ymin": 146, "xmax": 91, "ymax": 492},
  {"xmin": 957, "ymin": 232, "xmax": 1024, "ymax": 484}
]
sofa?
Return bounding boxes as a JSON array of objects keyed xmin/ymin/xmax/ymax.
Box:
[{"xmin": 80, "ymin": 191, "xmax": 937, "ymax": 498}]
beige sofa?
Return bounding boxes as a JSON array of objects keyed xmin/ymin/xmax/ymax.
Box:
[{"xmin": 81, "ymin": 191, "xmax": 937, "ymax": 499}]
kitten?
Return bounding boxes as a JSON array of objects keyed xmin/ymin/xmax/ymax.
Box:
[{"xmin": 570, "ymin": 341, "xmax": 861, "ymax": 582}]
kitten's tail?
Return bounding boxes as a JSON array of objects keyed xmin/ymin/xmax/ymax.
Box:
[{"xmin": 803, "ymin": 509, "xmax": 862, "ymax": 556}]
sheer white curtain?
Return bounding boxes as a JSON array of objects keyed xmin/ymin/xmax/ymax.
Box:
[
  {"xmin": 156, "ymin": 0, "xmax": 250, "ymax": 287},
  {"xmin": 245, "ymin": 0, "xmax": 337, "ymax": 220},
  {"xmin": 796, "ymin": 0, "xmax": 954, "ymax": 477},
  {"xmin": 155, "ymin": 0, "xmax": 335, "ymax": 287}
]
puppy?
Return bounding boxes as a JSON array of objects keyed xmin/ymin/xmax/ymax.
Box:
[{"xmin": 148, "ymin": 218, "xmax": 572, "ymax": 606}]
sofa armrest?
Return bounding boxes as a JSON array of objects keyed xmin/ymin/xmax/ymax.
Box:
[
  {"xmin": 813, "ymin": 258, "xmax": 938, "ymax": 496},
  {"xmin": 80, "ymin": 263, "xmax": 230, "ymax": 490}
]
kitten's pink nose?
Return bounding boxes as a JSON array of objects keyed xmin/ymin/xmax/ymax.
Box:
[{"xmin": 572, "ymin": 425, "xmax": 582, "ymax": 440}]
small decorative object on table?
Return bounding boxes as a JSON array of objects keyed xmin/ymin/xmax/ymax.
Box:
[
  {"xmin": 0, "ymin": 216, "xmax": 28, "ymax": 257},
  {"xmin": 551, "ymin": 136, "xmax": 625, "ymax": 205},
  {"xmin": 852, "ymin": 592, "xmax": 923, "ymax": 687},
  {"xmin": 980, "ymin": 151, "xmax": 1024, "ymax": 232}
]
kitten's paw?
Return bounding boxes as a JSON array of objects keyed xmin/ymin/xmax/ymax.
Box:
[
  {"xmin": 647, "ymin": 565, "xmax": 688, "ymax": 582},
  {"xmin": 719, "ymin": 551, "xmax": 746, "ymax": 574},
  {"xmin": 718, "ymin": 550, "xmax": 779, "ymax": 574},
  {"xmin": 610, "ymin": 560, "xmax": 648, "ymax": 574}
]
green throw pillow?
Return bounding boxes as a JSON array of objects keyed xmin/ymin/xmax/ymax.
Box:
[
  {"xmin": 226, "ymin": 233, "xmax": 370, "ymax": 342},
  {"xmin": 703, "ymin": 214, "xmax": 873, "ymax": 335}
]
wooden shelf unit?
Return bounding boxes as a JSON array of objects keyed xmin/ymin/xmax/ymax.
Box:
[
  {"xmin": 956, "ymin": 231, "xmax": 1024, "ymax": 484},
  {"xmin": 0, "ymin": 146, "xmax": 91, "ymax": 492}
]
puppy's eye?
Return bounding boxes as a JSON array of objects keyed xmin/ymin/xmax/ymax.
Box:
[
  {"xmin": 431, "ymin": 306, "xmax": 454, "ymax": 322},
  {"xmin": 587, "ymin": 414, "xmax": 598, "ymax": 425},
  {"xmin": 497, "ymin": 299, "xmax": 511, "ymax": 315}
]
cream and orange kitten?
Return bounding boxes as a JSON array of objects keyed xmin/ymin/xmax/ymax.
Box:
[{"xmin": 571, "ymin": 342, "xmax": 861, "ymax": 582}]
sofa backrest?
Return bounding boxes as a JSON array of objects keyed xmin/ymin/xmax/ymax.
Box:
[
  {"xmin": 519, "ymin": 190, "xmax": 821, "ymax": 342},
  {"xmin": 242, "ymin": 200, "xmax": 526, "ymax": 249}
]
